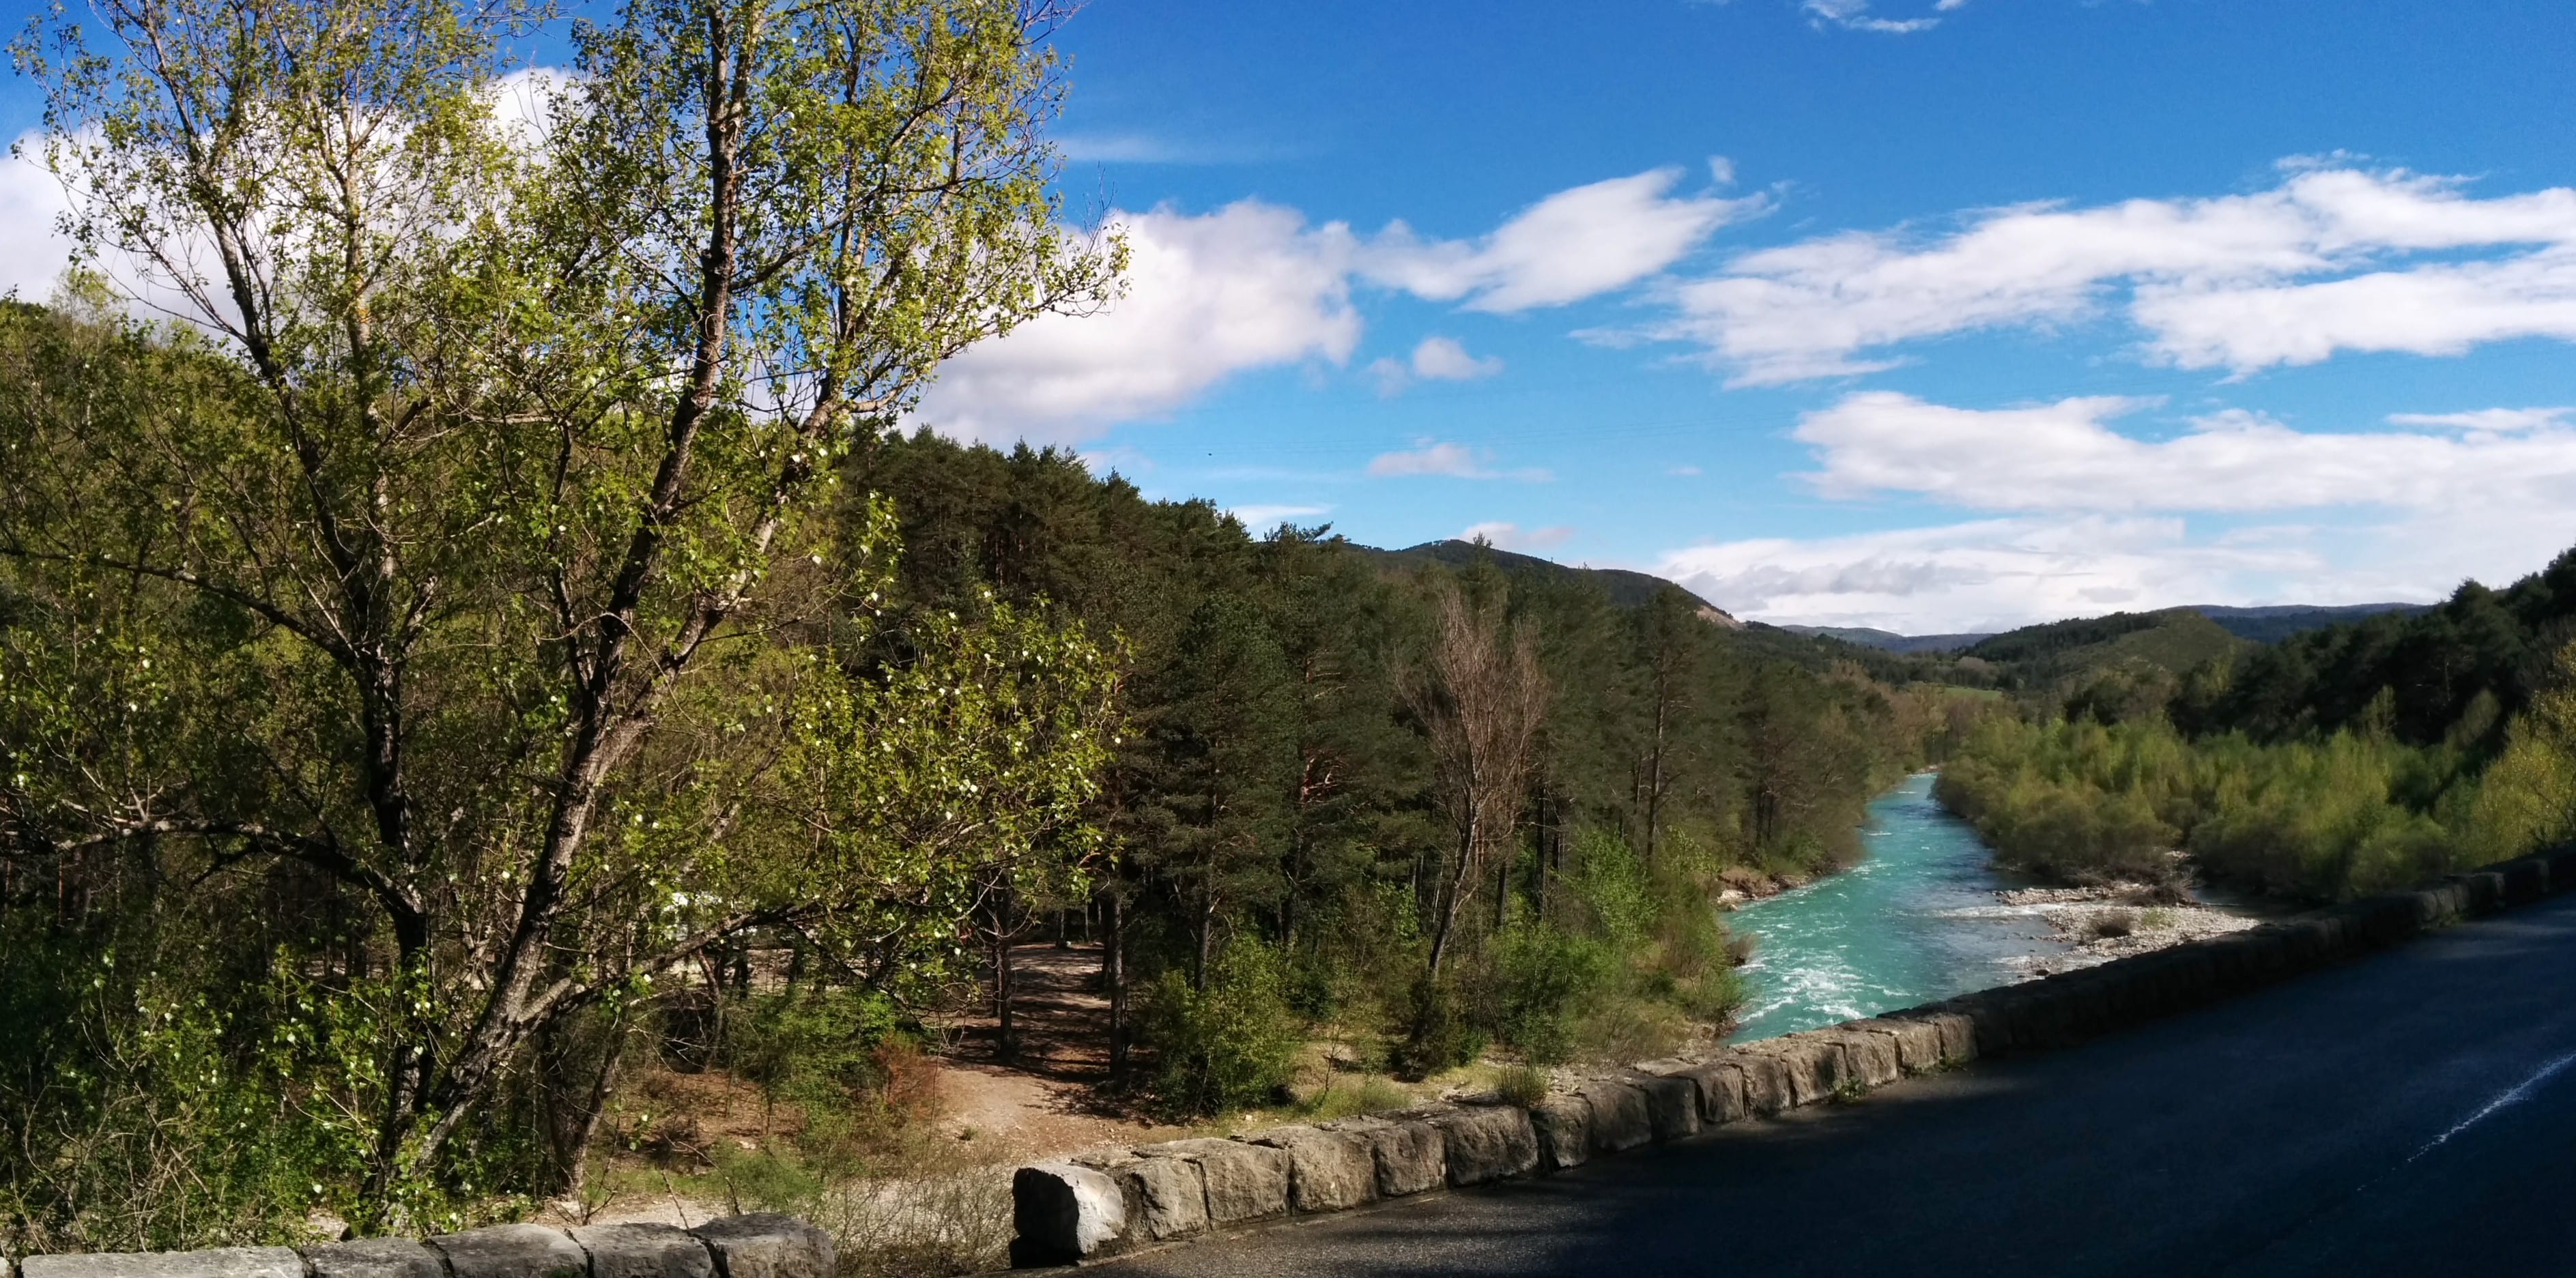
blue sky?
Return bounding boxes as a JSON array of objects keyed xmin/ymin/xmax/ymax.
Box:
[{"xmin": 8, "ymin": 0, "xmax": 2576, "ymax": 631}]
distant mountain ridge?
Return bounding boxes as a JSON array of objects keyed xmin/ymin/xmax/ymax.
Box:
[
  {"xmin": 1777, "ymin": 626, "xmax": 1993, "ymax": 654},
  {"xmin": 1787, "ymin": 602, "xmax": 2429, "ymax": 654},
  {"xmin": 1364, "ymin": 540, "xmax": 1743, "ymax": 625}
]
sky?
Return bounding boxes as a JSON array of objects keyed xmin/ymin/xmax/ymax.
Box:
[{"xmin": 7, "ymin": 0, "xmax": 2576, "ymax": 633}]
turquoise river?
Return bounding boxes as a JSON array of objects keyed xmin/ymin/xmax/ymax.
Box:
[{"xmin": 1726, "ymin": 771, "xmax": 2067, "ymax": 1042}]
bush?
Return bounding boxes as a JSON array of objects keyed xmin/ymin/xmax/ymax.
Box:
[
  {"xmin": 1391, "ymin": 975, "xmax": 1487, "ymax": 1081},
  {"xmin": 1141, "ymin": 940, "xmax": 1300, "ymax": 1116},
  {"xmin": 1493, "ymin": 1064, "xmax": 1549, "ymax": 1107},
  {"xmin": 1487, "ymin": 927, "xmax": 1616, "ymax": 1064},
  {"xmin": 720, "ymin": 987, "xmax": 924, "ymax": 1174}
]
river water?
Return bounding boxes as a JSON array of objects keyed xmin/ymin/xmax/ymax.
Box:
[{"xmin": 1726, "ymin": 771, "xmax": 2067, "ymax": 1042}]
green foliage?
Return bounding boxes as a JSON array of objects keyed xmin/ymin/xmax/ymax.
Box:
[
  {"xmin": 1141, "ymin": 941, "xmax": 1301, "ymax": 1117},
  {"xmin": 2198, "ymin": 557, "xmax": 2576, "ymax": 746},
  {"xmin": 1, "ymin": 0, "xmax": 1121, "ymax": 1223},
  {"xmin": 1493, "ymin": 1064, "xmax": 1549, "ymax": 1108},
  {"xmin": 1936, "ymin": 710, "xmax": 2517, "ymax": 900}
]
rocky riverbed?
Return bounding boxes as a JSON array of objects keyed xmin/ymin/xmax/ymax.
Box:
[{"xmin": 2003, "ymin": 884, "xmax": 2262, "ymax": 977}]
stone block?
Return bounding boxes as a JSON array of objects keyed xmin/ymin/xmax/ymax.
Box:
[
  {"xmin": 1708, "ymin": 1051, "xmax": 1791, "ymax": 1115},
  {"xmin": 2498, "ymin": 857, "xmax": 2548, "ymax": 905},
  {"xmin": 1889, "ymin": 1010, "xmax": 1975, "ymax": 1066},
  {"xmin": 1140, "ymin": 1139, "xmax": 1289, "ymax": 1227},
  {"xmin": 1013, "ymin": 1163, "xmax": 1130, "ymax": 1261},
  {"xmin": 1528, "ymin": 1094, "xmax": 1592, "ymax": 1170},
  {"xmin": 1818, "ymin": 1028, "xmax": 1900, "ymax": 1087},
  {"xmin": 1323, "ymin": 1115, "xmax": 1447, "ymax": 1198},
  {"xmin": 1246, "ymin": 1125, "xmax": 1377, "ymax": 1213},
  {"xmin": 430, "ymin": 1225, "xmax": 588, "ymax": 1278},
  {"xmin": 2463, "ymin": 871, "xmax": 2507, "ymax": 916},
  {"xmin": 2414, "ymin": 883, "xmax": 2469, "ymax": 927},
  {"xmin": 1629, "ymin": 1073, "xmax": 1701, "ymax": 1142},
  {"xmin": 1744, "ymin": 1034, "xmax": 1846, "ymax": 1106},
  {"xmin": 2541, "ymin": 845, "xmax": 2576, "ymax": 895},
  {"xmin": 302, "ymin": 1238, "xmax": 448, "ymax": 1278},
  {"xmin": 1674, "ymin": 1061, "xmax": 1748, "ymax": 1124},
  {"xmin": 1428, "ymin": 1105, "xmax": 1539, "ymax": 1185},
  {"xmin": 1075, "ymin": 1150, "xmax": 1207, "ymax": 1241},
  {"xmin": 691, "ymin": 1213, "xmax": 835, "ymax": 1278},
  {"xmin": 23, "ymin": 1249, "xmax": 304, "ymax": 1278},
  {"xmin": 571, "ymin": 1223, "xmax": 714, "ymax": 1278},
  {"xmin": 1577, "ymin": 1080, "xmax": 1654, "ymax": 1152},
  {"xmin": 1846, "ymin": 1018, "xmax": 1943, "ymax": 1074},
  {"xmin": 1945, "ymin": 991, "xmax": 2019, "ymax": 1058}
]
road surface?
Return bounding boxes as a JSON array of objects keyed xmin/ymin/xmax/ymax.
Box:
[{"xmin": 1092, "ymin": 892, "xmax": 2576, "ymax": 1277}]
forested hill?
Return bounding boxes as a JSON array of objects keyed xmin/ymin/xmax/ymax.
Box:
[{"xmin": 1364, "ymin": 540, "xmax": 1739, "ymax": 621}]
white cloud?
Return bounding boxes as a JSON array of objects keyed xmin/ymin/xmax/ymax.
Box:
[
  {"xmin": 2386, "ymin": 407, "xmax": 2573, "ymax": 433},
  {"xmin": 1793, "ymin": 390, "xmax": 2576, "ymax": 514},
  {"xmin": 1366, "ymin": 335, "xmax": 1506, "ymax": 397},
  {"xmin": 1658, "ymin": 517, "xmax": 2315, "ymax": 632},
  {"xmin": 1678, "ymin": 390, "xmax": 2576, "ymax": 630},
  {"xmin": 916, "ymin": 167, "xmax": 1750, "ymax": 441},
  {"xmin": 1668, "ymin": 464, "xmax": 1704, "ymax": 476},
  {"xmin": 1649, "ymin": 166, "xmax": 2576, "ymax": 385},
  {"xmin": 1462, "ymin": 521, "xmax": 1575, "ymax": 551},
  {"xmin": 0, "ymin": 134, "xmax": 74, "ymax": 304},
  {"xmin": 1229, "ymin": 504, "xmax": 1331, "ymax": 529},
  {"xmin": 1360, "ymin": 168, "xmax": 1762, "ymax": 313},
  {"xmin": 1365, "ymin": 440, "xmax": 1552, "ymax": 481},
  {"xmin": 1803, "ymin": 0, "xmax": 1941, "ymax": 33},
  {"xmin": 1410, "ymin": 335, "xmax": 1504, "ymax": 381},
  {"xmin": 911, "ymin": 201, "xmax": 1362, "ymax": 444}
]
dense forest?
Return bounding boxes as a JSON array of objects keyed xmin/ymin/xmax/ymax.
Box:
[
  {"xmin": 846, "ymin": 432, "xmax": 1949, "ymax": 1096},
  {"xmin": 1935, "ymin": 559, "xmax": 2576, "ymax": 901}
]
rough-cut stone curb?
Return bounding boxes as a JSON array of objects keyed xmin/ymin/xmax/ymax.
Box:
[
  {"xmin": 301, "ymin": 1238, "xmax": 448, "ymax": 1278},
  {"xmin": 1143, "ymin": 1139, "xmax": 1291, "ymax": 1226},
  {"xmin": 1008, "ymin": 845, "xmax": 2576, "ymax": 1264},
  {"xmin": 8, "ymin": 1213, "xmax": 835, "ymax": 1278},
  {"xmin": 689, "ymin": 1212, "xmax": 835, "ymax": 1278},
  {"xmin": 1245, "ymin": 1125, "xmax": 1379, "ymax": 1214},
  {"xmin": 21, "ymin": 1249, "xmax": 304, "ymax": 1278},
  {"xmin": 1527, "ymin": 1094, "xmax": 1592, "ymax": 1170},
  {"xmin": 1425, "ymin": 1103, "xmax": 1539, "ymax": 1185},
  {"xmin": 1071, "ymin": 1148, "xmax": 1207, "ymax": 1243},
  {"xmin": 429, "ymin": 1224, "xmax": 589, "ymax": 1278},
  {"xmin": 1574, "ymin": 1080, "xmax": 1652, "ymax": 1154},
  {"xmin": 571, "ymin": 1223, "xmax": 715, "ymax": 1278},
  {"xmin": 1323, "ymin": 1114, "xmax": 1447, "ymax": 1199},
  {"xmin": 1016, "ymin": 1162, "xmax": 1131, "ymax": 1263}
]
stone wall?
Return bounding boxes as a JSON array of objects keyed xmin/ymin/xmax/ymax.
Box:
[
  {"xmin": 1011, "ymin": 845, "xmax": 2576, "ymax": 1264},
  {"xmin": 7, "ymin": 1212, "xmax": 832, "ymax": 1278}
]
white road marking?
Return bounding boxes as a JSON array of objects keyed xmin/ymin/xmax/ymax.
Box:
[{"xmin": 2405, "ymin": 1048, "xmax": 2576, "ymax": 1164}]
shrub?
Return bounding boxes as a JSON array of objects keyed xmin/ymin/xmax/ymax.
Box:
[
  {"xmin": 721, "ymin": 987, "xmax": 924, "ymax": 1173},
  {"xmin": 1141, "ymin": 940, "xmax": 1300, "ymax": 1116},
  {"xmin": 1493, "ymin": 1064, "xmax": 1549, "ymax": 1107},
  {"xmin": 1391, "ymin": 976, "xmax": 1487, "ymax": 1081},
  {"xmin": 1488, "ymin": 927, "xmax": 1616, "ymax": 1065}
]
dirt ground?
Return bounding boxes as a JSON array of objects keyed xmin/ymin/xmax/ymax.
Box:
[
  {"xmin": 924, "ymin": 943, "xmax": 1189, "ymax": 1159},
  {"xmin": 561, "ymin": 942, "xmax": 1181, "ymax": 1228}
]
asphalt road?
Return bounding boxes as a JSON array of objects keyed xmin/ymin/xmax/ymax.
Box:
[{"xmin": 1091, "ymin": 892, "xmax": 2576, "ymax": 1278}]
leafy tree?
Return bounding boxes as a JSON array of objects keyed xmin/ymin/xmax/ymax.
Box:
[{"xmin": 2, "ymin": 0, "xmax": 1115, "ymax": 1211}]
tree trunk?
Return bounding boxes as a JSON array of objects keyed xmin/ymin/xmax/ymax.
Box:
[
  {"xmin": 994, "ymin": 893, "xmax": 1017, "ymax": 1061},
  {"xmin": 1105, "ymin": 890, "xmax": 1130, "ymax": 1081}
]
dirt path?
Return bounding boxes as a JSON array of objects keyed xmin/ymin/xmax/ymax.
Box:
[{"xmin": 929, "ymin": 944, "xmax": 1185, "ymax": 1159}]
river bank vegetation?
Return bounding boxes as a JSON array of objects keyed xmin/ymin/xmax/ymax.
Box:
[{"xmin": 1936, "ymin": 555, "xmax": 2576, "ymax": 901}]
